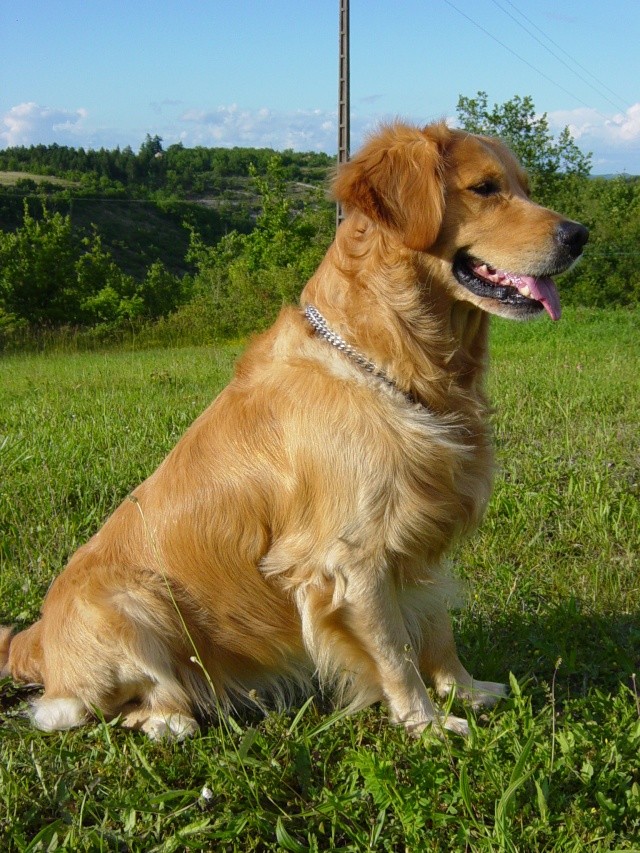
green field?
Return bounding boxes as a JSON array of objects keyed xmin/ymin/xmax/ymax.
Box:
[
  {"xmin": 0, "ymin": 172, "xmax": 76, "ymax": 188},
  {"xmin": 1, "ymin": 307, "xmax": 639, "ymax": 851}
]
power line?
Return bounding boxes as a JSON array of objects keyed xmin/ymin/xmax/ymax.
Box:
[
  {"xmin": 490, "ymin": 0, "xmax": 630, "ymax": 114},
  {"xmin": 442, "ymin": 0, "xmax": 611, "ymax": 122},
  {"xmin": 1, "ymin": 193, "xmax": 204, "ymax": 204},
  {"xmin": 497, "ymin": 0, "xmax": 632, "ymax": 113}
]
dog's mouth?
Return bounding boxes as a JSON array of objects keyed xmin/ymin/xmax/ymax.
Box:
[{"xmin": 452, "ymin": 254, "xmax": 562, "ymax": 320}]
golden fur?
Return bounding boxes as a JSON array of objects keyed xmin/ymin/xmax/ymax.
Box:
[{"xmin": 1, "ymin": 122, "xmax": 587, "ymax": 738}]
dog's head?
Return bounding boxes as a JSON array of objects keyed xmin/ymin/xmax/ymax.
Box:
[{"xmin": 333, "ymin": 122, "xmax": 588, "ymax": 321}]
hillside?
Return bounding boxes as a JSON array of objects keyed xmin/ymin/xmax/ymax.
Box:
[
  {"xmin": 2, "ymin": 131, "xmax": 638, "ymax": 337},
  {"xmin": 0, "ymin": 191, "xmax": 251, "ymax": 278},
  {"xmin": 0, "ymin": 171, "xmax": 76, "ymax": 188},
  {"xmin": 0, "ymin": 139, "xmax": 334, "ymax": 279}
]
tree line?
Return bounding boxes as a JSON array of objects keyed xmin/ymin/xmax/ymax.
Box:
[
  {"xmin": 0, "ymin": 94, "xmax": 638, "ymax": 349},
  {"xmin": 0, "ymin": 134, "xmax": 333, "ymax": 199}
]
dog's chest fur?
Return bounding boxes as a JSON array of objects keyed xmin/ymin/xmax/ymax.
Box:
[
  {"xmin": 382, "ymin": 400, "xmax": 493, "ymax": 565},
  {"xmin": 250, "ymin": 317, "xmax": 495, "ymax": 589}
]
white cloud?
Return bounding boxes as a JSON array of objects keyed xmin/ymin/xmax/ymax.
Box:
[
  {"xmin": 0, "ymin": 100, "xmax": 355, "ymax": 155},
  {"xmin": 605, "ymin": 103, "xmax": 640, "ymax": 143},
  {"xmin": 547, "ymin": 103, "xmax": 640, "ymax": 171},
  {"xmin": 7, "ymin": 98, "xmax": 636, "ymax": 173},
  {"xmin": 0, "ymin": 100, "xmax": 427, "ymax": 159},
  {"xmin": 0, "ymin": 102, "xmax": 88, "ymax": 147},
  {"xmin": 176, "ymin": 104, "xmax": 340, "ymax": 152}
]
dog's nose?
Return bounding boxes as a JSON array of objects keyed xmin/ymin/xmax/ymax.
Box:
[{"xmin": 556, "ymin": 220, "xmax": 589, "ymax": 259}]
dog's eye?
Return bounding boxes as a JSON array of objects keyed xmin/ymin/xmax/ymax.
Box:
[{"xmin": 470, "ymin": 180, "xmax": 500, "ymax": 197}]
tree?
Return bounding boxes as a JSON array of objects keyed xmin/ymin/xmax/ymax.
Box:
[
  {"xmin": 139, "ymin": 134, "xmax": 164, "ymax": 158},
  {"xmin": 75, "ymin": 231, "xmax": 138, "ymax": 323},
  {"xmin": 137, "ymin": 135, "xmax": 166, "ymax": 190},
  {"xmin": 456, "ymin": 92, "xmax": 591, "ymax": 206},
  {"xmin": 0, "ymin": 204, "xmax": 179, "ymax": 328},
  {"xmin": 559, "ymin": 175, "xmax": 640, "ymax": 307},
  {"xmin": 138, "ymin": 260, "xmax": 191, "ymax": 319},
  {"xmin": 184, "ymin": 154, "xmax": 334, "ymax": 337},
  {"xmin": 0, "ymin": 202, "xmax": 77, "ymax": 324}
]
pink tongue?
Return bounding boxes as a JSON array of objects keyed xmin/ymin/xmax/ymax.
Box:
[{"xmin": 514, "ymin": 275, "xmax": 562, "ymax": 321}]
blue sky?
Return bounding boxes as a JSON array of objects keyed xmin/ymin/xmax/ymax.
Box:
[{"xmin": 2, "ymin": 0, "xmax": 639, "ymax": 174}]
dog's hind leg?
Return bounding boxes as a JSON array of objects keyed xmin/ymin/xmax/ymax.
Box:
[
  {"xmin": 26, "ymin": 637, "xmax": 200, "ymax": 738},
  {"xmin": 1, "ymin": 623, "xmax": 89, "ymax": 730},
  {"xmin": 2, "ymin": 623, "xmax": 90, "ymax": 730},
  {"xmin": 5, "ymin": 587, "xmax": 203, "ymax": 738}
]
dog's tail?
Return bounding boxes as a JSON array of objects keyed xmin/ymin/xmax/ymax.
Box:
[
  {"xmin": 0, "ymin": 623, "xmax": 44, "ymax": 684},
  {"xmin": 0, "ymin": 626, "xmax": 11, "ymax": 674}
]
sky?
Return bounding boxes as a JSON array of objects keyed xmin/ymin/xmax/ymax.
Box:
[{"xmin": 2, "ymin": 0, "xmax": 640, "ymax": 175}]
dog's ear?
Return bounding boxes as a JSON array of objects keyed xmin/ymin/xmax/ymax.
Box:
[{"xmin": 333, "ymin": 123, "xmax": 450, "ymax": 251}]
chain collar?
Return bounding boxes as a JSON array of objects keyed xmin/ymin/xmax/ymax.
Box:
[{"xmin": 304, "ymin": 304, "xmax": 419, "ymax": 405}]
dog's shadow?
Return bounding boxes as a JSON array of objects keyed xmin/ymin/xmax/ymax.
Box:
[{"xmin": 455, "ymin": 598, "xmax": 640, "ymax": 703}]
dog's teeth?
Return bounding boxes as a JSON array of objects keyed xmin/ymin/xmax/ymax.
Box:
[{"xmin": 519, "ymin": 285, "xmax": 532, "ymax": 298}]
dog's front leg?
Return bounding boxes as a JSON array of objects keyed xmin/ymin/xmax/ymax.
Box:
[
  {"xmin": 417, "ymin": 591, "xmax": 507, "ymax": 708},
  {"xmin": 300, "ymin": 568, "xmax": 469, "ymax": 737}
]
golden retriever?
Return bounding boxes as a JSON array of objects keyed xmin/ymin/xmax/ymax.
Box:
[{"xmin": 1, "ymin": 122, "xmax": 588, "ymax": 738}]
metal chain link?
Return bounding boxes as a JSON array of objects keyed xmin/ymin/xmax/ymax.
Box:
[{"xmin": 304, "ymin": 304, "xmax": 417, "ymax": 403}]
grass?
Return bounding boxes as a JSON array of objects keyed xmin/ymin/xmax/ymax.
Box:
[
  {"xmin": 0, "ymin": 172, "xmax": 76, "ymax": 187},
  {"xmin": 1, "ymin": 307, "xmax": 639, "ymax": 851}
]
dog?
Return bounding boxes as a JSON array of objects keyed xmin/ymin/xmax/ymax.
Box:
[{"xmin": 1, "ymin": 122, "xmax": 588, "ymax": 739}]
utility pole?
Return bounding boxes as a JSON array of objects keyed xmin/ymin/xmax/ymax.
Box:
[{"xmin": 337, "ymin": 0, "xmax": 350, "ymax": 228}]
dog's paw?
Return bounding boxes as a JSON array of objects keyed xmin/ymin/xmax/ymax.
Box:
[
  {"xmin": 31, "ymin": 696, "xmax": 88, "ymax": 731},
  {"xmin": 404, "ymin": 712, "xmax": 469, "ymax": 739},
  {"xmin": 463, "ymin": 680, "xmax": 508, "ymax": 709},
  {"xmin": 440, "ymin": 713, "xmax": 469, "ymax": 737},
  {"xmin": 437, "ymin": 678, "xmax": 508, "ymax": 709},
  {"xmin": 140, "ymin": 713, "xmax": 199, "ymax": 741}
]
